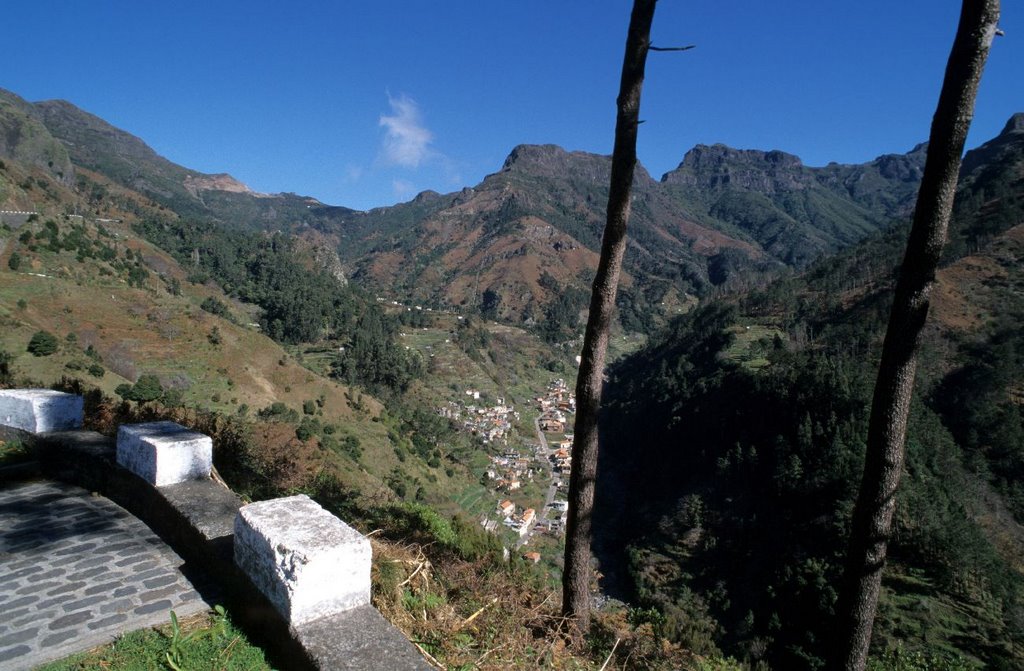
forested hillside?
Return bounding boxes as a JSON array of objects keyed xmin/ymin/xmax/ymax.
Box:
[{"xmin": 595, "ymin": 115, "xmax": 1024, "ymax": 670}]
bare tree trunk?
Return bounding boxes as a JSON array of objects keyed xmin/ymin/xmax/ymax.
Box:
[
  {"xmin": 561, "ymin": 0, "xmax": 658, "ymax": 635},
  {"xmin": 832, "ymin": 2, "xmax": 1000, "ymax": 669}
]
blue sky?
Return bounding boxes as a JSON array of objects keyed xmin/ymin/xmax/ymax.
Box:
[{"xmin": 4, "ymin": 1, "xmax": 1021, "ymax": 211}]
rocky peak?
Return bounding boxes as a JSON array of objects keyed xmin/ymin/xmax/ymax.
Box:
[
  {"xmin": 501, "ymin": 144, "xmax": 604, "ymax": 179},
  {"xmin": 960, "ymin": 113, "xmax": 1024, "ymax": 176},
  {"xmin": 502, "ymin": 144, "xmax": 568, "ymax": 170},
  {"xmin": 1001, "ymin": 113, "xmax": 1024, "ymax": 135},
  {"xmin": 499, "ymin": 143, "xmax": 653, "ymax": 187},
  {"xmin": 412, "ymin": 189, "xmax": 441, "ymax": 204},
  {"xmin": 663, "ymin": 144, "xmax": 807, "ymax": 193},
  {"xmin": 872, "ymin": 145, "xmax": 927, "ymax": 182},
  {"xmin": 678, "ymin": 144, "xmax": 803, "ymax": 173}
]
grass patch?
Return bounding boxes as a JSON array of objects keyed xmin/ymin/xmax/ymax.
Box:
[
  {"xmin": 722, "ymin": 324, "xmax": 785, "ymax": 370},
  {"xmin": 873, "ymin": 566, "xmax": 995, "ymax": 669},
  {"xmin": 0, "ymin": 438, "xmax": 32, "ymax": 466},
  {"xmin": 453, "ymin": 483, "xmax": 491, "ymax": 516},
  {"xmin": 35, "ymin": 607, "xmax": 273, "ymax": 671}
]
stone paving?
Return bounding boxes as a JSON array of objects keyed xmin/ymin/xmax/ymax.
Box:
[{"xmin": 0, "ymin": 480, "xmax": 217, "ymax": 670}]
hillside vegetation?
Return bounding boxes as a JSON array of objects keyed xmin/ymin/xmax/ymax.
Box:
[
  {"xmin": 595, "ymin": 116, "xmax": 1024, "ymax": 670},
  {"xmin": 3, "ymin": 83, "xmax": 1023, "ymax": 669}
]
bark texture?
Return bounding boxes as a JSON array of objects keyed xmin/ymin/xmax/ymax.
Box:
[
  {"xmin": 561, "ymin": 0, "xmax": 658, "ymax": 634},
  {"xmin": 832, "ymin": 2, "xmax": 1001, "ymax": 670}
]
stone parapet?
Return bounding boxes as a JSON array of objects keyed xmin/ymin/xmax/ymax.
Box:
[
  {"xmin": 295, "ymin": 605, "xmax": 432, "ymax": 670},
  {"xmin": 9, "ymin": 386, "xmax": 431, "ymax": 671},
  {"xmin": 0, "ymin": 389, "xmax": 83, "ymax": 433},
  {"xmin": 116, "ymin": 421, "xmax": 212, "ymax": 486},
  {"xmin": 234, "ymin": 495, "xmax": 372, "ymax": 626}
]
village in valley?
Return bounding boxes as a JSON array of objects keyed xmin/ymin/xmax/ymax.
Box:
[{"xmin": 439, "ymin": 378, "xmax": 576, "ymax": 561}]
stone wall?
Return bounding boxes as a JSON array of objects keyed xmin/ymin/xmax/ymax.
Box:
[{"xmin": 0, "ymin": 389, "xmax": 430, "ymax": 671}]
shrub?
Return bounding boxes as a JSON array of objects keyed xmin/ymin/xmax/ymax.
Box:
[
  {"xmin": 8, "ymin": 252, "xmax": 21, "ymax": 271},
  {"xmin": 133, "ymin": 374, "xmax": 164, "ymax": 402},
  {"xmin": 27, "ymin": 331, "xmax": 59, "ymax": 357},
  {"xmin": 200, "ymin": 296, "xmax": 232, "ymax": 320},
  {"xmin": 88, "ymin": 363, "xmax": 105, "ymax": 378},
  {"xmin": 162, "ymin": 389, "xmax": 184, "ymax": 407},
  {"xmin": 116, "ymin": 374, "xmax": 164, "ymax": 402},
  {"xmin": 258, "ymin": 402, "xmax": 298, "ymax": 423},
  {"xmin": 342, "ymin": 435, "xmax": 362, "ymax": 461}
]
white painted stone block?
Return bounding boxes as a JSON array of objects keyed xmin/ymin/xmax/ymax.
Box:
[
  {"xmin": 116, "ymin": 421, "xmax": 212, "ymax": 486},
  {"xmin": 234, "ymin": 494, "xmax": 372, "ymax": 625},
  {"xmin": 0, "ymin": 389, "xmax": 83, "ymax": 433}
]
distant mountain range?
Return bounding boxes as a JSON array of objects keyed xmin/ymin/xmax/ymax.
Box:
[{"xmin": 3, "ymin": 86, "xmax": 1019, "ymax": 329}]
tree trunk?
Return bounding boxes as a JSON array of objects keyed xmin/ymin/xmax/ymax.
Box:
[
  {"xmin": 832, "ymin": 2, "xmax": 1001, "ymax": 669},
  {"xmin": 561, "ymin": 0, "xmax": 658, "ymax": 635}
]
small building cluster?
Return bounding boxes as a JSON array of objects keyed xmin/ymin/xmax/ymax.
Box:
[
  {"xmin": 486, "ymin": 449, "xmax": 537, "ymax": 493},
  {"xmin": 495, "ymin": 498, "xmax": 537, "ymax": 537},
  {"xmin": 470, "ymin": 379, "xmax": 581, "ymax": 551},
  {"xmin": 550, "ymin": 442, "xmax": 573, "ymax": 476},
  {"xmin": 537, "ymin": 379, "xmax": 575, "ymax": 434},
  {"xmin": 438, "ymin": 392, "xmax": 520, "ymax": 445}
]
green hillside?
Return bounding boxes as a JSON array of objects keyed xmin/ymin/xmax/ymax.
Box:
[{"xmin": 594, "ymin": 116, "xmax": 1024, "ymax": 669}]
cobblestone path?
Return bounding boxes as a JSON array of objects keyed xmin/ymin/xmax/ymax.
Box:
[{"xmin": 0, "ymin": 480, "xmax": 216, "ymax": 670}]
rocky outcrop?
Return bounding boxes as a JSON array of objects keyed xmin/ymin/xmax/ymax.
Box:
[
  {"xmin": 663, "ymin": 144, "xmax": 807, "ymax": 193},
  {"xmin": 184, "ymin": 173, "xmax": 257, "ymax": 197}
]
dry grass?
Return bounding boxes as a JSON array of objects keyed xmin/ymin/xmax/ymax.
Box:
[
  {"xmin": 368, "ymin": 538, "xmax": 704, "ymax": 671},
  {"xmin": 371, "ymin": 538, "xmax": 587, "ymax": 670}
]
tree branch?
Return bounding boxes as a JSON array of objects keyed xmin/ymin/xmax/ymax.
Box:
[{"xmin": 648, "ymin": 44, "xmax": 695, "ymax": 52}]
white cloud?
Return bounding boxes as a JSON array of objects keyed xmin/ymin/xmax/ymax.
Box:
[{"xmin": 379, "ymin": 94, "xmax": 433, "ymax": 168}]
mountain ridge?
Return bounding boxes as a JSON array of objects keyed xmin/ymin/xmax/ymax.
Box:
[{"xmin": 8, "ymin": 88, "xmax": 1022, "ymax": 334}]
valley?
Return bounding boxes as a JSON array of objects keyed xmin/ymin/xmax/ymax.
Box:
[{"xmin": 1, "ymin": 84, "xmax": 1023, "ymax": 670}]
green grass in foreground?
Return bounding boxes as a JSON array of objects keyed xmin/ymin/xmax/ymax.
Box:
[
  {"xmin": 0, "ymin": 438, "xmax": 32, "ymax": 467},
  {"xmin": 35, "ymin": 607, "xmax": 273, "ymax": 671}
]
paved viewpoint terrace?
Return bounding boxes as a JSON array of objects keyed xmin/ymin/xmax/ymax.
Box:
[
  {"xmin": 0, "ymin": 389, "xmax": 430, "ymax": 671},
  {"xmin": 0, "ymin": 480, "xmax": 214, "ymax": 670}
]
